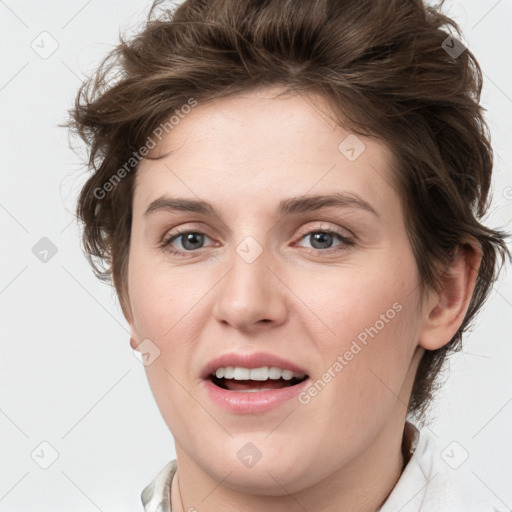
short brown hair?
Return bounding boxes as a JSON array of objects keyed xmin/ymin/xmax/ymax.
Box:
[{"xmin": 65, "ymin": 0, "xmax": 510, "ymax": 420}]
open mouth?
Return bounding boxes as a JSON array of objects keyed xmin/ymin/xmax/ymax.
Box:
[{"xmin": 209, "ymin": 374, "xmax": 309, "ymax": 392}]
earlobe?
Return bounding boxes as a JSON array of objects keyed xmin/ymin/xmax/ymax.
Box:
[
  {"xmin": 418, "ymin": 239, "xmax": 482, "ymax": 351},
  {"xmin": 121, "ymin": 295, "xmax": 138, "ymax": 350},
  {"xmin": 128, "ymin": 321, "xmax": 139, "ymax": 351}
]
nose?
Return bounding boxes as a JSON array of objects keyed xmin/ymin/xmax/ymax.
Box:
[{"xmin": 211, "ymin": 243, "xmax": 288, "ymax": 332}]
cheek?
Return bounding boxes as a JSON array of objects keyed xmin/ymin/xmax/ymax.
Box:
[
  {"xmin": 291, "ymin": 250, "xmax": 420, "ymax": 404},
  {"xmin": 127, "ymin": 245, "xmax": 193, "ymax": 340},
  {"xmin": 128, "ymin": 256, "xmax": 201, "ymax": 430},
  {"xmin": 291, "ymin": 251, "xmax": 416, "ymax": 345},
  {"xmin": 127, "ymin": 249, "xmax": 209, "ymax": 397}
]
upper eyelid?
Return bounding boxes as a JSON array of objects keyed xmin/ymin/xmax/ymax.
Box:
[
  {"xmin": 162, "ymin": 223, "xmax": 353, "ymax": 248},
  {"xmin": 295, "ymin": 222, "xmax": 354, "ymax": 238},
  {"xmin": 163, "ymin": 220, "xmax": 350, "ymax": 237}
]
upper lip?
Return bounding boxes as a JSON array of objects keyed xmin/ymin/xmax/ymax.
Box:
[{"xmin": 201, "ymin": 352, "xmax": 309, "ymax": 379}]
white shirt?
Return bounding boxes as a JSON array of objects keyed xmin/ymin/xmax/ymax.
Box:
[{"xmin": 141, "ymin": 422, "xmax": 503, "ymax": 511}]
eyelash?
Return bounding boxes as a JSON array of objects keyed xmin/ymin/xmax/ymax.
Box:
[{"xmin": 160, "ymin": 224, "xmax": 355, "ymax": 257}]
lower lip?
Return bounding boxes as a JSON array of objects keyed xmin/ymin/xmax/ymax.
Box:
[{"xmin": 202, "ymin": 378, "xmax": 310, "ymax": 414}]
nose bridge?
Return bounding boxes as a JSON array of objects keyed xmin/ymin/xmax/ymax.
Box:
[{"xmin": 212, "ymin": 235, "xmax": 287, "ymax": 329}]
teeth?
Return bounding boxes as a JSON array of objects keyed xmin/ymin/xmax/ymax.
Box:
[
  {"xmin": 213, "ymin": 366, "xmax": 305, "ymax": 381},
  {"xmin": 233, "ymin": 367, "xmax": 248, "ymax": 380},
  {"xmin": 269, "ymin": 367, "xmax": 284, "ymax": 379},
  {"xmin": 246, "ymin": 367, "xmax": 267, "ymax": 380},
  {"xmin": 237, "ymin": 388, "xmax": 275, "ymax": 392}
]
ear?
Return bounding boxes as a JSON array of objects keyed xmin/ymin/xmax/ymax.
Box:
[
  {"xmin": 119, "ymin": 293, "xmax": 138, "ymax": 350},
  {"xmin": 126, "ymin": 307, "xmax": 139, "ymax": 351},
  {"xmin": 128, "ymin": 320, "xmax": 140, "ymax": 350},
  {"xmin": 418, "ymin": 238, "xmax": 482, "ymax": 351}
]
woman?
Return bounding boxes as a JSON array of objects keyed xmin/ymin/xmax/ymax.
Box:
[{"xmin": 67, "ymin": 0, "xmax": 510, "ymax": 510}]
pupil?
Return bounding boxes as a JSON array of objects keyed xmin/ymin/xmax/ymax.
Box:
[
  {"xmin": 311, "ymin": 232, "xmax": 332, "ymax": 249},
  {"xmin": 183, "ymin": 233, "xmax": 203, "ymax": 250}
]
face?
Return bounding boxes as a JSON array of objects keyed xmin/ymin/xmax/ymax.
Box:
[{"xmin": 127, "ymin": 87, "xmax": 425, "ymax": 494}]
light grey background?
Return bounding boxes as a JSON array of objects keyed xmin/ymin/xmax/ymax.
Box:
[{"xmin": 1, "ymin": 0, "xmax": 511, "ymax": 510}]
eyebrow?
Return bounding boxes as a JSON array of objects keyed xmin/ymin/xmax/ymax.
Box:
[{"xmin": 144, "ymin": 192, "xmax": 380, "ymax": 219}]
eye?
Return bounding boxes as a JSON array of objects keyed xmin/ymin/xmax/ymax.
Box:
[
  {"xmin": 295, "ymin": 226, "xmax": 355, "ymax": 254},
  {"xmin": 161, "ymin": 228, "xmax": 215, "ymax": 255},
  {"xmin": 160, "ymin": 224, "xmax": 355, "ymax": 257}
]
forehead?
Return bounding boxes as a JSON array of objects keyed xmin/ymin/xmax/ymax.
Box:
[{"xmin": 133, "ymin": 88, "xmax": 399, "ymax": 217}]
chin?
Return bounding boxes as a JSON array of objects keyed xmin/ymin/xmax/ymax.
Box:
[{"xmin": 192, "ymin": 438, "xmax": 315, "ymax": 494}]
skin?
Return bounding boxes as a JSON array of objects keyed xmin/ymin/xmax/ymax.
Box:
[{"xmin": 126, "ymin": 86, "xmax": 481, "ymax": 512}]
